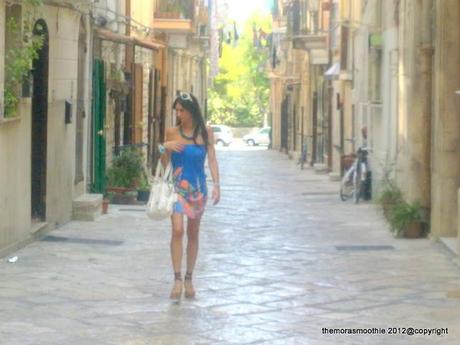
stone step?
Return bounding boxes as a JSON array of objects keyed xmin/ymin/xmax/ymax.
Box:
[{"xmin": 72, "ymin": 194, "xmax": 103, "ymax": 221}]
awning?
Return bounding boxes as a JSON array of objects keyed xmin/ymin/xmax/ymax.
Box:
[
  {"xmin": 324, "ymin": 62, "xmax": 340, "ymax": 80},
  {"xmin": 95, "ymin": 28, "xmax": 166, "ymax": 51}
]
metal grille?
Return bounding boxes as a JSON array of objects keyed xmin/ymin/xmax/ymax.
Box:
[
  {"xmin": 335, "ymin": 245, "xmax": 395, "ymax": 251},
  {"xmin": 41, "ymin": 236, "xmax": 123, "ymax": 246}
]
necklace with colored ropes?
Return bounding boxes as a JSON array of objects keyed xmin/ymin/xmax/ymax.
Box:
[{"xmin": 179, "ymin": 126, "xmax": 195, "ymax": 141}]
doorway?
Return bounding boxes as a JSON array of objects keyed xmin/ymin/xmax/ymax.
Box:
[
  {"xmin": 281, "ymin": 96, "xmax": 288, "ymax": 152},
  {"xmin": 31, "ymin": 19, "xmax": 49, "ymax": 222}
]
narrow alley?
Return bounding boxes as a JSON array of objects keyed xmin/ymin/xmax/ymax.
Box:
[{"xmin": 1, "ymin": 146, "xmax": 460, "ymax": 345}]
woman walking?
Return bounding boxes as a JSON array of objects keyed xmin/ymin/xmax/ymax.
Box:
[{"xmin": 159, "ymin": 92, "xmax": 220, "ymax": 299}]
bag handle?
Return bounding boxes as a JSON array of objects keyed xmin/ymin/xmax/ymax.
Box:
[
  {"xmin": 155, "ymin": 160, "xmax": 174, "ymax": 183},
  {"xmin": 155, "ymin": 161, "xmax": 165, "ymax": 179},
  {"xmin": 163, "ymin": 162, "xmax": 174, "ymax": 182}
]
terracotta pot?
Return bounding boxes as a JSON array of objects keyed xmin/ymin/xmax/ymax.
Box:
[
  {"xmin": 102, "ymin": 199, "xmax": 109, "ymax": 214},
  {"xmin": 111, "ymin": 193, "xmax": 137, "ymax": 205},
  {"xmin": 106, "ymin": 186, "xmax": 135, "ymax": 194},
  {"xmin": 404, "ymin": 221, "xmax": 423, "ymax": 239}
]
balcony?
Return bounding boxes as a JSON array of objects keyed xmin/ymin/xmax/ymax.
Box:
[
  {"xmin": 293, "ymin": 34, "xmax": 327, "ymax": 50},
  {"xmin": 153, "ymin": 0, "xmax": 195, "ymax": 33},
  {"xmin": 153, "ymin": 18, "xmax": 193, "ymax": 33}
]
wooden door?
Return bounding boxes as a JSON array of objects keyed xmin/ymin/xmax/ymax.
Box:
[{"xmin": 133, "ymin": 63, "xmax": 143, "ymax": 144}]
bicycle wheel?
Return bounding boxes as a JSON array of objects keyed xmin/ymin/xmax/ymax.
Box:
[
  {"xmin": 340, "ymin": 187, "xmax": 352, "ymax": 201},
  {"xmin": 353, "ymin": 170, "xmax": 362, "ymax": 204},
  {"xmin": 340, "ymin": 170, "xmax": 354, "ymax": 201}
]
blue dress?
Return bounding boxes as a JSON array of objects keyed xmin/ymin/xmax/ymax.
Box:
[{"xmin": 171, "ymin": 144, "xmax": 208, "ymax": 218}]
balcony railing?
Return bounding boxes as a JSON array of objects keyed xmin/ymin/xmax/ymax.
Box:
[
  {"xmin": 154, "ymin": 0, "xmax": 194, "ymax": 20},
  {"xmin": 292, "ymin": 34, "xmax": 327, "ymax": 50}
]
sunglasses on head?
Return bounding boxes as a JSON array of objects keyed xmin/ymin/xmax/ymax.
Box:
[{"xmin": 179, "ymin": 92, "xmax": 193, "ymax": 102}]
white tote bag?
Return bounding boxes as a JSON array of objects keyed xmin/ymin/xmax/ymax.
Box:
[{"xmin": 146, "ymin": 161, "xmax": 178, "ymax": 220}]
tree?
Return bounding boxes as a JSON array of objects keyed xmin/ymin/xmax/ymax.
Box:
[{"xmin": 208, "ymin": 14, "xmax": 271, "ymax": 127}]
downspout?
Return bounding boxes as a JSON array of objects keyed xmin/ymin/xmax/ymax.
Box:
[
  {"xmin": 418, "ymin": 0, "xmax": 433, "ymax": 212},
  {"xmin": 327, "ymin": 0, "xmax": 333, "ymax": 169}
]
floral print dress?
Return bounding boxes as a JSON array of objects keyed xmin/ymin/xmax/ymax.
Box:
[{"xmin": 171, "ymin": 144, "xmax": 208, "ymax": 218}]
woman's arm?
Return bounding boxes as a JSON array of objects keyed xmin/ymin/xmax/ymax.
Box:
[
  {"xmin": 160, "ymin": 128, "xmax": 185, "ymax": 167},
  {"xmin": 207, "ymin": 126, "xmax": 221, "ymax": 205},
  {"xmin": 160, "ymin": 128, "xmax": 173, "ymax": 168}
]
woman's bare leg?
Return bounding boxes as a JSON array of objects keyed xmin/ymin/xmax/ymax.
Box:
[
  {"xmin": 185, "ymin": 215, "xmax": 202, "ymax": 298},
  {"xmin": 186, "ymin": 215, "xmax": 202, "ymax": 274},
  {"xmin": 170, "ymin": 213, "xmax": 184, "ymax": 299}
]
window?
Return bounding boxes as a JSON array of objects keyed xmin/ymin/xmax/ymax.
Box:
[
  {"xmin": 368, "ymin": 34, "xmax": 382, "ymax": 103},
  {"xmin": 212, "ymin": 126, "xmax": 221, "ymax": 133},
  {"xmin": 340, "ymin": 25, "xmax": 349, "ymax": 71}
]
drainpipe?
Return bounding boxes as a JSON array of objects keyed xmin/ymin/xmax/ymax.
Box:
[
  {"xmin": 311, "ymin": 90, "xmax": 318, "ymax": 166},
  {"xmin": 327, "ymin": 0, "xmax": 333, "ymax": 169},
  {"xmin": 125, "ymin": 0, "xmax": 133, "ymax": 70},
  {"xmin": 413, "ymin": 0, "xmax": 433, "ymax": 212}
]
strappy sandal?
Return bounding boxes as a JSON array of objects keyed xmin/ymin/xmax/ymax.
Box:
[
  {"xmin": 170, "ymin": 272, "xmax": 183, "ymax": 300},
  {"xmin": 184, "ymin": 272, "xmax": 196, "ymax": 299}
]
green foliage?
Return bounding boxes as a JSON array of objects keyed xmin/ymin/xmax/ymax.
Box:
[
  {"xmin": 107, "ymin": 149, "xmax": 144, "ymax": 188},
  {"xmin": 138, "ymin": 171, "xmax": 151, "ymax": 191},
  {"xmin": 4, "ymin": 88, "xmax": 19, "ymax": 117},
  {"xmin": 158, "ymin": 0, "xmax": 190, "ymax": 17},
  {"xmin": 376, "ymin": 184, "xmax": 403, "ymax": 208},
  {"xmin": 4, "ymin": 0, "xmax": 44, "ymax": 118},
  {"xmin": 25, "ymin": 0, "xmax": 43, "ymax": 7},
  {"xmin": 109, "ymin": 65, "xmax": 124, "ymax": 81},
  {"xmin": 208, "ymin": 14, "xmax": 271, "ymax": 127},
  {"xmin": 389, "ymin": 201, "xmax": 423, "ymax": 236}
]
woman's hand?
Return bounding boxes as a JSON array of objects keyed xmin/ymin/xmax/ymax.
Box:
[
  {"xmin": 212, "ymin": 185, "xmax": 221, "ymax": 205},
  {"xmin": 164, "ymin": 141, "xmax": 185, "ymax": 153}
]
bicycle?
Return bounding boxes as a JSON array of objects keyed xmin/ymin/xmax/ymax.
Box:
[{"xmin": 340, "ymin": 146, "xmax": 370, "ymax": 203}]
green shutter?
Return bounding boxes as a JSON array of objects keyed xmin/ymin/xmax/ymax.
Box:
[{"xmin": 91, "ymin": 59, "xmax": 106, "ymax": 194}]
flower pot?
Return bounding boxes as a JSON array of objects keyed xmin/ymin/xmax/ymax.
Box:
[
  {"xmin": 106, "ymin": 186, "xmax": 133, "ymax": 194},
  {"xmin": 102, "ymin": 199, "xmax": 109, "ymax": 214},
  {"xmin": 137, "ymin": 190, "xmax": 150, "ymax": 203},
  {"xmin": 403, "ymin": 221, "xmax": 423, "ymax": 239},
  {"xmin": 110, "ymin": 190, "xmax": 138, "ymax": 205}
]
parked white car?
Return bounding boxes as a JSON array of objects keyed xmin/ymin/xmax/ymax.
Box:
[
  {"xmin": 243, "ymin": 127, "xmax": 271, "ymax": 146},
  {"xmin": 210, "ymin": 125, "xmax": 233, "ymax": 146}
]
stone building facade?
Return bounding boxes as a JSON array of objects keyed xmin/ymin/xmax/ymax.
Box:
[
  {"xmin": 268, "ymin": 0, "xmax": 460, "ymax": 253},
  {"xmin": 0, "ymin": 0, "xmax": 211, "ymax": 255},
  {"xmin": 0, "ymin": 0, "xmax": 93, "ymax": 255}
]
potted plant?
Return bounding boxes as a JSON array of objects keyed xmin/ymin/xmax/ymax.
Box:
[
  {"xmin": 376, "ymin": 185, "xmax": 403, "ymax": 220},
  {"xmin": 102, "ymin": 194, "xmax": 110, "ymax": 214},
  {"xmin": 137, "ymin": 172, "xmax": 151, "ymax": 203},
  {"xmin": 106, "ymin": 148, "xmax": 144, "ymax": 204},
  {"xmin": 156, "ymin": 1, "xmax": 182, "ymax": 18},
  {"xmin": 389, "ymin": 201, "xmax": 424, "ymax": 238}
]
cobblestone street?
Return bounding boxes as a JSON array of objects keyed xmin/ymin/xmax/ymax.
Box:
[{"xmin": 1, "ymin": 145, "xmax": 460, "ymax": 345}]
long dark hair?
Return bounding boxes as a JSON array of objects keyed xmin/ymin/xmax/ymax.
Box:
[{"xmin": 173, "ymin": 92, "xmax": 209, "ymax": 147}]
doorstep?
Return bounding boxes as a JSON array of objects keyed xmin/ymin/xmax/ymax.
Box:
[
  {"xmin": 0, "ymin": 222, "xmax": 49, "ymax": 258},
  {"xmin": 439, "ymin": 237, "xmax": 459, "ymax": 256},
  {"xmin": 30, "ymin": 222, "xmax": 48, "ymax": 235}
]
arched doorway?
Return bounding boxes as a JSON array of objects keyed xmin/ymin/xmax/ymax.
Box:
[{"xmin": 31, "ymin": 20, "xmax": 49, "ymax": 222}]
